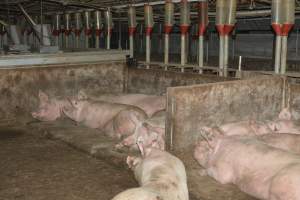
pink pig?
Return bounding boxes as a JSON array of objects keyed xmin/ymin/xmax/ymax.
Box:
[
  {"xmin": 62, "ymin": 92, "xmax": 147, "ymax": 139},
  {"xmin": 194, "ymin": 131, "xmax": 300, "ymax": 200},
  {"xmin": 115, "ymin": 112, "xmax": 165, "ymax": 151},
  {"xmin": 81, "ymin": 91, "xmax": 166, "ymax": 118},
  {"xmin": 31, "ymin": 91, "xmax": 68, "ymax": 122},
  {"xmin": 266, "ymin": 108, "xmax": 300, "ymax": 134},
  {"xmin": 112, "ymin": 142, "xmax": 188, "ymax": 200}
]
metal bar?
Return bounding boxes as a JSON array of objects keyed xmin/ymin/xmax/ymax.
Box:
[
  {"xmin": 146, "ymin": 35, "xmax": 151, "ymax": 69},
  {"xmin": 129, "ymin": 35, "xmax": 134, "ymax": 58},
  {"xmin": 296, "ymin": 28, "xmax": 299, "ymax": 56},
  {"xmin": 223, "ymin": 35, "xmax": 229, "ymax": 77},
  {"xmin": 219, "ymin": 36, "xmax": 224, "ymax": 76},
  {"xmin": 164, "ymin": 33, "xmax": 169, "ymax": 67},
  {"xmin": 274, "ymin": 35, "xmax": 281, "ymax": 74},
  {"xmin": 198, "ymin": 35, "xmax": 204, "ymax": 74},
  {"xmin": 181, "ymin": 34, "xmax": 186, "ymax": 68},
  {"xmin": 280, "ymin": 36, "xmax": 288, "ymax": 74}
]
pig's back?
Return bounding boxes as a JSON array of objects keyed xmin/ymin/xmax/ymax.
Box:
[{"xmin": 259, "ymin": 133, "xmax": 300, "ymax": 154}]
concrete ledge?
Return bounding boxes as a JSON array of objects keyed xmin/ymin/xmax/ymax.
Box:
[{"xmin": 0, "ymin": 50, "xmax": 129, "ymax": 68}]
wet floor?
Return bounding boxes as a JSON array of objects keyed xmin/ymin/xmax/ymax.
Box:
[{"xmin": 0, "ymin": 127, "xmax": 137, "ymax": 200}]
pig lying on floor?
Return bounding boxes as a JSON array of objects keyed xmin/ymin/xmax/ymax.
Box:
[
  {"xmin": 194, "ymin": 131, "xmax": 300, "ymax": 200},
  {"xmin": 79, "ymin": 91, "xmax": 166, "ymax": 118},
  {"xmin": 116, "ymin": 111, "xmax": 166, "ymax": 151},
  {"xmin": 62, "ymin": 92, "xmax": 147, "ymax": 139},
  {"xmin": 31, "ymin": 91, "xmax": 68, "ymax": 122},
  {"xmin": 201, "ymin": 108, "xmax": 300, "ymax": 138},
  {"xmin": 112, "ymin": 141, "xmax": 188, "ymax": 200}
]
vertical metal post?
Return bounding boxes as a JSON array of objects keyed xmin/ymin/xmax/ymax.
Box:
[
  {"xmin": 164, "ymin": 33, "xmax": 169, "ymax": 66},
  {"xmin": 198, "ymin": 35, "xmax": 204, "ymax": 73},
  {"xmin": 296, "ymin": 28, "xmax": 299, "ymax": 56},
  {"xmin": 146, "ymin": 35, "xmax": 151, "ymax": 69},
  {"xmin": 181, "ymin": 34, "xmax": 186, "ymax": 68},
  {"xmin": 223, "ymin": 35, "xmax": 229, "ymax": 77},
  {"xmin": 280, "ymin": 36, "xmax": 288, "ymax": 74},
  {"xmin": 219, "ymin": 36, "xmax": 224, "ymax": 76},
  {"xmin": 118, "ymin": 11, "xmax": 122, "ymax": 49},
  {"xmin": 274, "ymin": 35, "xmax": 282, "ymax": 74}
]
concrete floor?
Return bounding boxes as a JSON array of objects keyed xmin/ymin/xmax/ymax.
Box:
[
  {"xmin": 0, "ymin": 126, "xmax": 136, "ymax": 200},
  {"xmin": 0, "ymin": 121, "xmax": 256, "ymax": 200}
]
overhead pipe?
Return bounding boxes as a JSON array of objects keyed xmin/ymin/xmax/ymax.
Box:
[
  {"xmin": 180, "ymin": 0, "xmax": 190, "ymax": 72},
  {"xmin": 144, "ymin": 4, "xmax": 154, "ymax": 69},
  {"xmin": 128, "ymin": 6, "xmax": 136, "ymax": 58},
  {"xmin": 63, "ymin": 13, "xmax": 71, "ymax": 48},
  {"xmin": 271, "ymin": 0, "xmax": 295, "ymax": 74},
  {"xmin": 74, "ymin": 12, "xmax": 82, "ymax": 48},
  {"xmin": 198, "ymin": 0, "xmax": 209, "ymax": 74},
  {"xmin": 164, "ymin": 0, "xmax": 174, "ymax": 68},
  {"xmin": 52, "ymin": 14, "xmax": 60, "ymax": 46},
  {"xmin": 17, "ymin": 3, "xmax": 41, "ymax": 43},
  {"xmin": 84, "ymin": 10, "xmax": 92, "ymax": 48},
  {"xmin": 104, "ymin": 8, "xmax": 113, "ymax": 50},
  {"xmin": 216, "ymin": 0, "xmax": 237, "ymax": 77},
  {"xmin": 94, "ymin": 10, "xmax": 102, "ymax": 49}
]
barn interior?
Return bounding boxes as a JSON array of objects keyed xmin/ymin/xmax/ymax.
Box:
[{"xmin": 1, "ymin": 0, "xmax": 300, "ymax": 200}]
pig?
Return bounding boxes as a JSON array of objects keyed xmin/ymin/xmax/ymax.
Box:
[
  {"xmin": 201, "ymin": 120, "xmax": 273, "ymax": 137},
  {"xmin": 62, "ymin": 93, "xmax": 147, "ymax": 139},
  {"xmin": 258, "ymin": 133, "xmax": 300, "ymax": 154},
  {"xmin": 115, "ymin": 111, "xmax": 165, "ymax": 150},
  {"xmin": 79, "ymin": 91, "xmax": 166, "ymax": 117},
  {"xmin": 112, "ymin": 141, "xmax": 189, "ymax": 200},
  {"xmin": 266, "ymin": 108, "xmax": 300, "ymax": 134},
  {"xmin": 31, "ymin": 91, "xmax": 68, "ymax": 122},
  {"xmin": 194, "ymin": 131, "xmax": 300, "ymax": 200}
]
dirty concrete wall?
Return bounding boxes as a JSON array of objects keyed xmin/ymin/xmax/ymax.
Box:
[
  {"xmin": 126, "ymin": 67, "xmax": 234, "ymax": 95},
  {"xmin": 288, "ymin": 83, "xmax": 300, "ymax": 120},
  {"xmin": 166, "ymin": 77, "xmax": 284, "ymax": 153},
  {"xmin": 0, "ymin": 62, "xmax": 126, "ymax": 120}
]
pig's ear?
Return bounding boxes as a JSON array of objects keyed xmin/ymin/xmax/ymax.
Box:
[
  {"xmin": 77, "ymin": 90, "xmax": 88, "ymax": 100},
  {"xmin": 199, "ymin": 127, "xmax": 222, "ymax": 149},
  {"xmin": 278, "ymin": 108, "xmax": 292, "ymax": 120},
  {"xmin": 38, "ymin": 90, "xmax": 49, "ymax": 102}
]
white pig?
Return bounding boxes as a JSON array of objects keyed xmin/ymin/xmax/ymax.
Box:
[
  {"xmin": 194, "ymin": 131, "xmax": 300, "ymax": 200},
  {"xmin": 112, "ymin": 142, "xmax": 189, "ymax": 200},
  {"xmin": 31, "ymin": 90, "xmax": 68, "ymax": 122}
]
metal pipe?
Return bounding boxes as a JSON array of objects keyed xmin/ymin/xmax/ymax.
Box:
[
  {"xmin": 146, "ymin": 34, "xmax": 151, "ymax": 69},
  {"xmin": 74, "ymin": 12, "xmax": 82, "ymax": 48},
  {"xmin": 181, "ymin": 34, "xmax": 186, "ymax": 67},
  {"xmin": 128, "ymin": 6, "xmax": 136, "ymax": 57},
  {"xmin": 144, "ymin": 4, "xmax": 154, "ymax": 69},
  {"xmin": 64, "ymin": 13, "xmax": 71, "ymax": 48},
  {"xmin": 274, "ymin": 35, "xmax": 281, "ymax": 74},
  {"xmin": 198, "ymin": 35, "xmax": 204, "ymax": 73},
  {"xmin": 219, "ymin": 36, "xmax": 224, "ymax": 76},
  {"xmin": 164, "ymin": 33, "xmax": 169, "ymax": 67},
  {"xmin": 84, "ymin": 10, "xmax": 91, "ymax": 49},
  {"xmin": 280, "ymin": 35, "xmax": 288, "ymax": 74},
  {"xmin": 104, "ymin": 8, "xmax": 113, "ymax": 50},
  {"xmin": 94, "ymin": 10, "xmax": 102, "ymax": 49},
  {"xmin": 223, "ymin": 35, "xmax": 229, "ymax": 77},
  {"xmin": 164, "ymin": 0, "xmax": 174, "ymax": 67},
  {"xmin": 297, "ymin": 28, "xmax": 299, "ymax": 56},
  {"xmin": 180, "ymin": 0, "xmax": 190, "ymax": 71}
]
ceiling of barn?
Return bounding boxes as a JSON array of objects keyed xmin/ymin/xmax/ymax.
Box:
[{"xmin": 0, "ymin": 0, "xmax": 299, "ymax": 21}]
